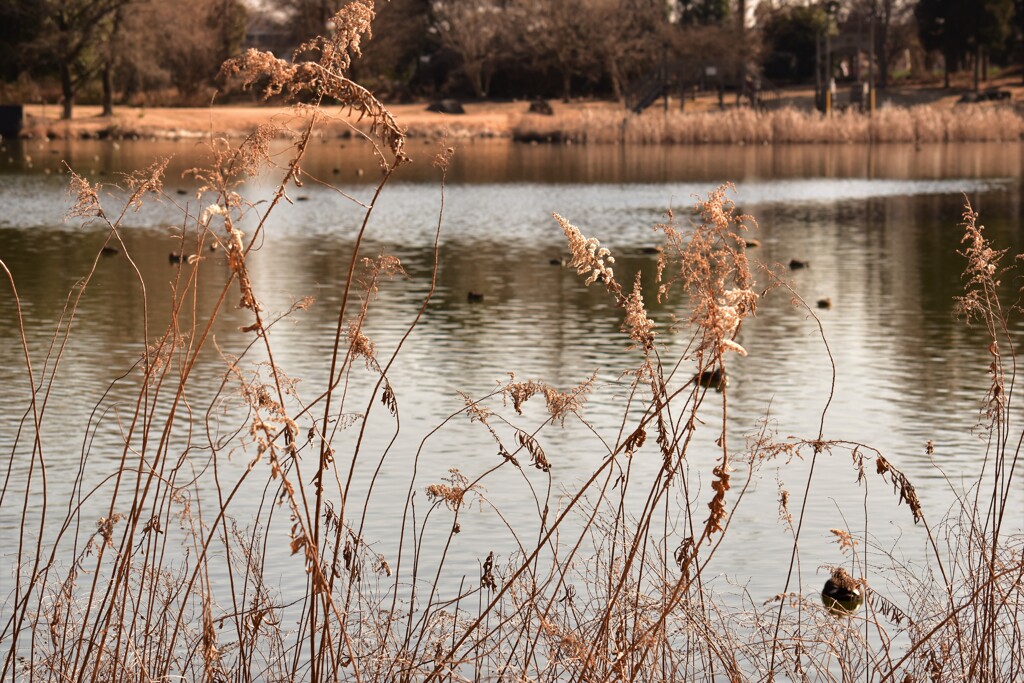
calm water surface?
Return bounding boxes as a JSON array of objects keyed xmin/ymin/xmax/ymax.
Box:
[{"xmin": 1, "ymin": 138, "xmax": 1022, "ymax": 613}]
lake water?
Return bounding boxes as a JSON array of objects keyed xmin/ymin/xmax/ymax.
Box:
[{"xmin": 1, "ymin": 137, "xmax": 1023, "ymax": 645}]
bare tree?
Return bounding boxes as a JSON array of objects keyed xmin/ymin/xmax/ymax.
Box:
[
  {"xmin": 589, "ymin": 0, "xmax": 664, "ymax": 102},
  {"xmin": 35, "ymin": 0, "xmax": 132, "ymax": 119},
  {"xmin": 668, "ymin": 21, "xmax": 737, "ymax": 83},
  {"xmin": 860, "ymin": 0, "xmax": 916, "ymax": 89},
  {"xmin": 101, "ymin": 4, "xmax": 126, "ymax": 115},
  {"xmin": 111, "ymin": 0, "xmax": 246, "ymax": 106},
  {"xmin": 431, "ymin": 0, "xmax": 509, "ymax": 98},
  {"xmin": 161, "ymin": 0, "xmax": 247, "ymax": 101},
  {"xmin": 511, "ymin": 0, "xmax": 599, "ymax": 100},
  {"xmin": 283, "ymin": 0, "xmax": 344, "ymax": 46},
  {"xmin": 356, "ymin": 0, "xmax": 432, "ymax": 98}
]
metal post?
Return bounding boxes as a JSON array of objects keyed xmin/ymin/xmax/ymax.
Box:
[
  {"xmin": 824, "ymin": 0, "xmax": 839, "ymax": 116},
  {"xmin": 816, "ymin": 28, "xmax": 822, "ymax": 112},
  {"xmin": 662, "ymin": 42, "xmax": 669, "ymax": 113},
  {"xmin": 825, "ymin": 12, "xmax": 832, "ymax": 115}
]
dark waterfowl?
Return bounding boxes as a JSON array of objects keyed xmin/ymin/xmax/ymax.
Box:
[
  {"xmin": 817, "ymin": 297, "xmax": 832, "ymax": 309},
  {"xmin": 745, "ymin": 239, "xmax": 761, "ymax": 248},
  {"xmin": 101, "ymin": 245, "xmax": 119, "ymax": 256},
  {"xmin": 695, "ymin": 367, "xmax": 727, "ymax": 391},
  {"xmin": 822, "ymin": 567, "xmax": 863, "ymax": 616},
  {"xmin": 169, "ymin": 252, "xmax": 182, "ymax": 264},
  {"xmin": 467, "ymin": 291, "xmax": 484, "ymax": 303},
  {"xmin": 789, "ymin": 258, "xmax": 809, "ymax": 270}
]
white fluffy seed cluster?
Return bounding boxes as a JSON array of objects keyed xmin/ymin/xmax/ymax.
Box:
[{"xmin": 554, "ymin": 213, "xmax": 616, "ymax": 289}]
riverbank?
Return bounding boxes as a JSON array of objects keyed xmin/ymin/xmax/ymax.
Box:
[
  {"xmin": 15, "ymin": 75, "xmax": 1024, "ymax": 144},
  {"xmin": 17, "ymin": 101, "xmax": 529, "ymax": 141}
]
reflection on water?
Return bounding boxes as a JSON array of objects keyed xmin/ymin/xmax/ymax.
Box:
[
  {"xmin": 2, "ymin": 136, "xmax": 1023, "ymax": 184},
  {"xmin": 1, "ymin": 139, "xmax": 1022, "ymax": 605}
]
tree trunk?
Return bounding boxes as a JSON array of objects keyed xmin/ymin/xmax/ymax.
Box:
[
  {"xmin": 877, "ymin": 3, "xmax": 889, "ymax": 90},
  {"xmin": 102, "ymin": 6, "xmax": 123, "ymax": 117},
  {"xmin": 973, "ymin": 45, "xmax": 980, "ymax": 91},
  {"xmin": 102, "ymin": 62, "xmax": 114, "ymax": 116},
  {"xmin": 482, "ymin": 68, "xmax": 492, "ymax": 99},
  {"xmin": 880, "ymin": 15, "xmax": 888, "ymax": 90},
  {"xmin": 736, "ymin": 0, "xmax": 746, "ymax": 91},
  {"xmin": 606, "ymin": 55, "xmax": 623, "ymax": 103},
  {"xmin": 465, "ymin": 62, "xmax": 484, "ymax": 99},
  {"xmin": 561, "ymin": 70, "xmax": 572, "ymax": 102},
  {"xmin": 60, "ymin": 62, "xmax": 74, "ymax": 120}
]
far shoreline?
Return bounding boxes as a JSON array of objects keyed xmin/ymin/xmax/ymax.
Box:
[{"xmin": 11, "ymin": 77, "xmax": 1024, "ymax": 145}]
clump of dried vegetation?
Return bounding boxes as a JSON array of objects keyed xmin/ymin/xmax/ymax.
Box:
[
  {"xmin": 2, "ymin": 4, "xmax": 1022, "ymax": 681},
  {"xmin": 515, "ymin": 104, "xmax": 1024, "ymax": 145}
]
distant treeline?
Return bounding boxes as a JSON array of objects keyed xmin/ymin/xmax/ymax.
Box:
[{"xmin": 1, "ymin": 0, "xmax": 1022, "ymax": 118}]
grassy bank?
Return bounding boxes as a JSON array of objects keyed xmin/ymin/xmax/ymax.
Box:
[
  {"xmin": 17, "ymin": 94, "xmax": 1024, "ymax": 145},
  {"xmin": 2, "ymin": 8, "xmax": 1023, "ymax": 681}
]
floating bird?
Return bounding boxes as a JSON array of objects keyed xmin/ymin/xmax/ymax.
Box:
[
  {"xmin": 695, "ymin": 367, "xmax": 727, "ymax": 391},
  {"xmin": 745, "ymin": 239, "xmax": 761, "ymax": 248},
  {"xmin": 101, "ymin": 245, "xmax": 119, "ymax": 256},
  {"xmin": 822, "ymin": 567, "xmax": 863, "ymax": 616},
  {"xmin": 467, "ymin": 291, "xmax": 484, "ymax": 303},
  {"xmin": 817, "ymin": 297, "xmax": 832, "ymax": 309},
  {"xmin": 789, "ymin": 258, "xmax": 809, "ymax": 270},
  {"xmin": 176, "ymin": 189, "xmax": 187, "ymax": 195},
  {"xmin": 169, "ymin": 252, "xmax": 182, "ymax": 264}
]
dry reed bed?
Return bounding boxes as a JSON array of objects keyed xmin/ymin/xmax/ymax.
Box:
[
  {"xmin": 21, "ymin": 102, "xmax": 1024, "ymax": 146},
  {"xmin": 2, "ymin": 3, "xmax": 1023, "ymax": 681},
  {"xmin": 515, "ymin": 105, "xmax": 1024, "ymax": 144}
]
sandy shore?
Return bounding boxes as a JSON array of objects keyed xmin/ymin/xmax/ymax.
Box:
[{"xmin": 16, "ymin": 76, "xmax": 1024, "ymax": 142}]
